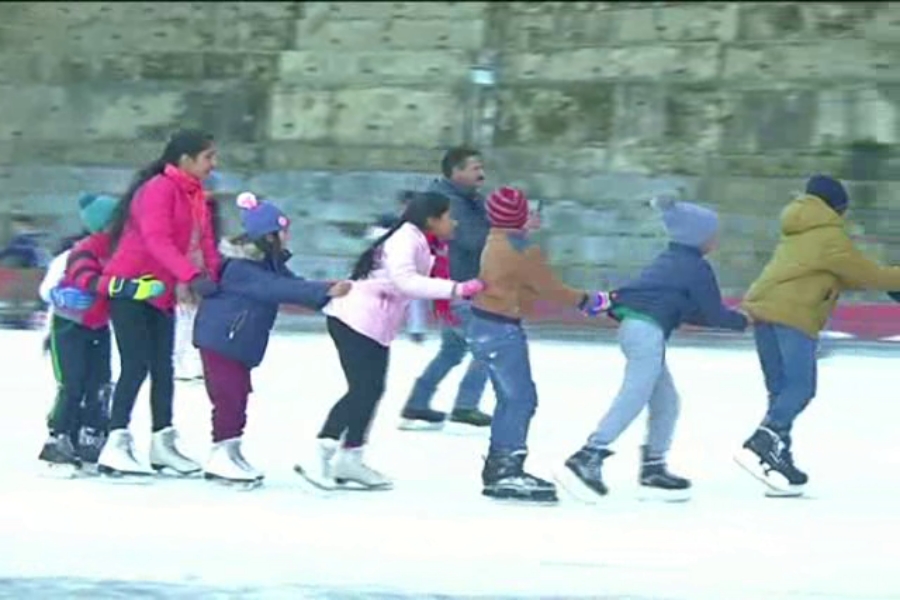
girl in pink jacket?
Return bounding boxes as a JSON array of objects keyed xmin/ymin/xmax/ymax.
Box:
[
  {"xmin": 294, "ymin": 192, "xmax": 485, "ymax": 491},
  {"xmin": 97, "ymin": 129, "xmax": 221, "ymax": 479}
]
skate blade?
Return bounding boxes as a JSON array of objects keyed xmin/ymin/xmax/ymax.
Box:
[
  {"xmin": 552, "ymin": 465, "xmax": 607, "ymax": 505},
  {"xmin": 293, "ymin": 464, "xmax": 339, "ymax": 491},
  {"xmin": 637, "ymin": 485, "xmax": 691, "ymax": 503},
  {"xmin": 764, "ymin": 486, "xmax": 806, "ymax": 499},
  {"xmin": 733, "ymin": 450, "xmax": 795, "ymax": 495},
  {"xmin": 204, "ymin": 473, "xmax": 264, "ymax": 491},
  {"xmin": 97, "ymin": 464, "xmax": 155, "ymax": 484},
  {"xmin": 151, "ymin": 464, "xmax": 202, "ymax": 478},
  {"xmin": 398, "ymin": 419, "xmax": 445, "ymax": 432},
  {"xmin": 482, "ymin": 489, "xmax": 559, "ymax": 505},
  {"xmin": 334, "ymin": 478, "xmax": 393, "ymax": 492},
  {"xmin": 37, "ymin": 462, "xmax": 81, "ymax": 479}
]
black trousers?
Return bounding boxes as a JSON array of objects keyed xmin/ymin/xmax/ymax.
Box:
[
  {"xmin": 47, "ymin": 316, "xmax": 112, "ymax": 439},
  {"xmin": 319, "ymin": 317, "xmax": 390, "ymax": 447},
  {"xmin": 108, "ymin": 299, "xmax": 175, "ymax": 432}
]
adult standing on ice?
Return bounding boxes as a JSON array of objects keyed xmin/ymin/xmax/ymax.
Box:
[{"xmin": 97, "ymin": 129, "xmax": 222, "ymax": 478}]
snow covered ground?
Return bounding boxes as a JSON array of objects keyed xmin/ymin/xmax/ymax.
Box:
[{"xmin": 1, "ymin": 328, "xmax": 898, "ymax": 599}]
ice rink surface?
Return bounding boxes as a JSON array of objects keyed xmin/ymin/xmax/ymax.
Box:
[{"xmin": 1, "ymin": 328, "xmax": 899, "ymax": 599}]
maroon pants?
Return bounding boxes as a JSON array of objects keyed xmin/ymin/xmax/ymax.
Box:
[{"xmin": 200, "ymin": 348, "xmax": 253, "ymax": 443}]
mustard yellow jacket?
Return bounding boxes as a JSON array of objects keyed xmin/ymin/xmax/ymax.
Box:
[{"xmin": 743, "ymin": 194, "xmax": 900, "ymax": 337}]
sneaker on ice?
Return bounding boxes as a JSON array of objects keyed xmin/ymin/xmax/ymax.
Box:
[
  {"xmin": 98, "ymin": 429, "xmax": 154, "ymax": 476},
  {"xmin": 149, "ymin": 426, "xmax": 201, "ymax": 475}
]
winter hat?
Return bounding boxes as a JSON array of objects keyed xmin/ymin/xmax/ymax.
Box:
[
  {"xmin": 652, "ymin": 194, "xmax": 719, "ymax": 249},
  {"xmin": 805, "ymin": 174, "xmax": 848, "ymax": 214},
  {"xmin": 236, "ymin": 192, "xmax": 290, "ymax": 241},
  {"xmin": 78, "ymin": 193, "xmax": 120, "ymax": 234},
  {"xmin": 487, "ymin": 186, "xmax": 529, "ymax": 229}
]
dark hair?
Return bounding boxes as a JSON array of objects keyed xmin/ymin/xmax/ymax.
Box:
[
  {"xmin": 228, "ymin": 231, "xmax": 284, "ymax": 260},
  {"xmin": 397, "ymin": 189, "xmax": 417, "ymax": 205},
  {"xmin": 208, "ymin": 197, "xmax": 224, "ymax": 244},
  {"xmin": 350, "ymin": 191, "xmax": 450, "ymax": 281},
  {"xmin": 109, "ymin": 129, "xmax": 214, "ymax": 248},
  {"xmin": 440, "ymin": 146, "xmax": 481, "ymax": 179}
]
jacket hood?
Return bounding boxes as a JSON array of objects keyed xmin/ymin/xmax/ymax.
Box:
[
  {"xmin": 219, "ymin": 238, "xmax": 265, "ymax": 261},
  {"xmin": 781, "ymin": 194, "xmax": 845, "ymax": 236}
]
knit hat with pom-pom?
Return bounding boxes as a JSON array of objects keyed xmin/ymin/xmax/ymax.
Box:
[
  {"xmin": 651, "ymin": 193, "xmax": 719, "ymax": 249},
  {"xmin": 487, "ymin": 186, "xmax": 529, "ymax": 229},
  {"xmin": 236, "ymin": 192, "xmax": 290, "ymax": 241}
]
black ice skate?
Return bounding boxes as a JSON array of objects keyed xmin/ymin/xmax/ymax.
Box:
[
  {"xmin": 449, "ymin": 408, "xmax": 492, "ymax": 427},
  {"xmin": 482, "ymin": 450, "xmax": 557, "ymax": 504},
  {"xmin": 76, "ymin": 427, "xmax": 107, "ymax": 466},
  {"xmin": 398, "ymin": 408, "xmax": 446, "ymax": 431},
  {"xmin": 639, "ymin": 446, "xmax": 691, "ymax": 503},
  {"xmin": 734, "ymin": 427, "xmax": 808, "ymax": 497},
  {"xmin": 38, "ymin": 433, "xmax": 81, "ymax": 478},
  {"xmin": 555, "ymin": 446, "xmax": 613, "ymax": 503}
]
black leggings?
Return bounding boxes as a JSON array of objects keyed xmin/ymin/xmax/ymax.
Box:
[
  {"xmin": 47, "ymin": 317, "xmax": 112, "ymax": 438},
  {"xmin": 319, "ymin": 317, "xmax": 390, "ymax": 447},
  {"xmin": 108, "ymin": 299, "xmax": 175, "ymax": 432}
]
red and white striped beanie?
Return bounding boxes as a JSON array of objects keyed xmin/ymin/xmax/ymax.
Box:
[{"xmin": 487, "ymin": 186, "xmax": 529, "ymax": 229}]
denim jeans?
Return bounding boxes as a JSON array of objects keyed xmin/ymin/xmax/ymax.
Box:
[
  {"xmin": 754, "ymin": 322, "xmax": 818, "ymax": 436},
  {"xmin": 404, "ymin": 302, "xmax": 487, "ymax": 412},
  {"xmin": 465, "ymin": 312, "xmax": 537, "ymax": 454}
]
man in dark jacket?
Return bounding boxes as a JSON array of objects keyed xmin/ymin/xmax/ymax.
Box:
[{"xmin": 399, "ymin": 147, "xmax": 492, "ymax": 429}]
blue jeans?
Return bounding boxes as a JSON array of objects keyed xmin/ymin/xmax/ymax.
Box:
[
  {"xmin": 465, "ymin": 312, "xmax": 537, "ymax": 454},
  {"xmin": 754, "ymin": 322, "xmax": 818, "ymax": 435},
  {"xmin": 404, "ymin": 302, "xmax": 487, "ymax": 412}
]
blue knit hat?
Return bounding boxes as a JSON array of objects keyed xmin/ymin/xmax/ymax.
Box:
[
  {"xmin": 236, "ymin": 192, "xmax": 290, "ymax": 240},
  {"xmin": 78, "ymin": 193, "xmax": 119, "ymax": 234},
  {"xmin": 651, "ymin": 194, "xmax": 719, "ymax": 249},
  {"xmin": 805, "ymin": 174, "xmax": 848, "ymax": 214}
]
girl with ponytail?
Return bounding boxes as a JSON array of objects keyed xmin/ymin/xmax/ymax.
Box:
[
  {"xmin": 98, "ymin": 129, "xmax": 222, "ymax": 479},
  {"xmin": 294, "ymin": 191, "xmax": 486, "ymax": 492}
]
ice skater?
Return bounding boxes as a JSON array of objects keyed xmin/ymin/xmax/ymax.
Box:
[
  {"xmin": 737, "ymin": 175, "xmax": 900, "ymax": 497},
  {"xmin": 193, "ymin": 192, "xmax": 350, "ymax": 487},
  {"xmin": 562, "ymin": 194, "xmax": 748, "ymax": 503},
  {"xmin": 466, "ymin": 186, "xmax": 608, "ymax": 503},
  {"xmin": 294, "ymin": 191, "xmax": 484, "ymax": 491}
]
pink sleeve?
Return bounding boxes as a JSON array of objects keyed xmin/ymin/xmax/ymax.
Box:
[
  {"xmin": 134, "ymin": 179, "xmax": 201, "ymax": 283},
  {"xmin": 382, "ymin": 228, "xmax": 456, "ymax": 300},
  {"xmin": 199, "ymin": 208, "xmax": 222, "ymax": 281}
]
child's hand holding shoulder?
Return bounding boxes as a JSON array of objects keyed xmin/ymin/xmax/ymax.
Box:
[{"xmin": 328, "ymin": 280, "xmax": 352, "ymax": 297}]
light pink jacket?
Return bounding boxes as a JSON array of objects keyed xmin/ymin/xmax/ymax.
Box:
[{"xmin": 323, "ymin": 222, "xmax": 456, "ymax": 346}]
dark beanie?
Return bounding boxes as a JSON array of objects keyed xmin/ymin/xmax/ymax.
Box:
[{"xmin": 806, "ymin": 175, "xmax": 848, "ymax": 214}]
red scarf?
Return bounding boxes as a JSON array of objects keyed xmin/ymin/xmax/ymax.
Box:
[
  {"xmin": 163, "ymin": 164, "xmax": 208, "ymax": 230},
  {"xmin": 427, "ymin": 232, "xmax": 457, "ymax": 326}
]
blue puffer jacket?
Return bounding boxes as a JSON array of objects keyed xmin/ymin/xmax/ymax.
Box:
[{"xmin": 193, "ymin": 239, "xmax": 332, "ymax": 368}]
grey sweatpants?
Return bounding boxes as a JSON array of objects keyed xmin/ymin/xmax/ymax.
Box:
[{"xmin": 587, "ymin": 318, "xmax": 680, "ymax": 459}]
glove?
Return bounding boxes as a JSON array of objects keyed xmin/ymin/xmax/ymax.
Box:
[
  {"xmin": 579, "ymin": 291, "xmax": 612, "ymax": 317},
  {"xmin": 453, "ymin": 279, "xmax": 486, "ymax": 299},
  {"xmin": 49, "ymin": 286, "xmax": 95, "ymax": 311},
  {"xmin": 189, "ymin": 274, "xmax": 219, "ymax": 298},
  {"xmin": 108, "ymin": 275, "xmax": 166, "ymax": 301}
]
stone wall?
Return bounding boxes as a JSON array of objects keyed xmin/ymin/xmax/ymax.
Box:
[{"xmin": 0, "ymin": 2, "xmax": 898, "ymax": 293}]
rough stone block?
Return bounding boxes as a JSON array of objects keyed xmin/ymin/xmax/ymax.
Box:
[
  {"xmin": 506, "ymin": 43, "xmax": 720, "ymax": 82},
  {"xmin": 722, "ymin": 41, "xmax": 885, "ymax": 82},
  {"xmin": 490, "ymin": 146, "xmax": 609, "ymax": 176},
  {"xmin": 0, "ymin": 2, "xmax": 212, "ymax": 23},
  {"xmin": 863, "ymin": 4, "xmax": 900, "ymax": 42},
  {"xmin": 722, "ymin": 90, "xmax": 817, "ymax": 152},
  {"xmin": 322, "ymin": 2, "xmax": 487, "ymax": 20},
  {"xmin": 565, "ymin": 173, "xmax": 699, "ymax": 209},
  {"xmin": 215, "ymin": 2, "xmax": 302, "ymax": 21},
  {"xmin": 607, "ymin": 146, "xmax": 710, "ymax": 177},
  {"xmin": 611, "ymin": 84, "xmax": 666, "ymax": 146},
  {"xmin": 800, "ymin": 3, "xmax": 882, "ymax": 39},
  {"xmin": 202, "ymin": 52, "xmax": 280, "ymax": 82},
  {"xmin": 296, "ymin": 17, "xmax": 483, "ymax": 50},
  {"xmin": 663, "ymin": 85, "xmax": 726, "ymax": 153},
  {"xmin": 268, "ymin": 88, "xmax": 333, "ymax": 141},
  {"xmin": 278, "ymin": 50, "xmax": 470, "ymax": 87},
  {"xmin": 138, "ymin": 52, "xmax": 204, "ymax": 81},
  {"xmin": 654, "ymin": 3, "xmax": 739, "ymax": 41},
  {"xmin": 613, "ymin": 8, "xmax": 658, "ymax": 42},
  {"xmin": 262, "ymin": 142, "xmax": 338, "ymax": 170},
  {"xmin": 211, "ymin": 18, "xmax": 296, "ymax": 51},
  {"xmin": 331, "ymin": 88, "xmax": 463, "ymax": 146},
  {"xmin": 849, "ymin": 88, "xmax": 898, "ymax": 145},
  {"xmin": 327, "ymin": 146, "xmax": 442, "ymax": 172},
  {"xmin": 735, "ymin": 4, "xmax": 806, "ymax": 41},
  {"xmin": 178, "ymin": 83, "xmax": 268, "ymax": 143},
  {"xmin": 494, "ymin": 85, "xmax": 615, "ymax": 146}
]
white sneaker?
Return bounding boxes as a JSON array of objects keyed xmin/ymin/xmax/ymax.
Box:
[
  {"xmin": 331, "ymin": 446, "xmax": 393, "ymax": 490},
  {"xmin": 149, "ymin": 427, "xmax": 201, "ymax": 475},
  {"xmin": 204, "ymin": 439, "xmax": 260, "ymax": 482},
  {"xmin": 98, "ymin": 429, "xmax": 154, "ymax": 476},
  {"xmin": 294, "ymin": 438, "xmax": 339, "ymax": 490}
]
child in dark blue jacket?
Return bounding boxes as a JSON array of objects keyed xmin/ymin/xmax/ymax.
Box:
[
  {"xmin": 194, "ymin": 192, "xmax": 351, "ymax": 485},
  {"xmin": 561, "ymin": 194, "xmax": 749, "ymax": 502}
]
